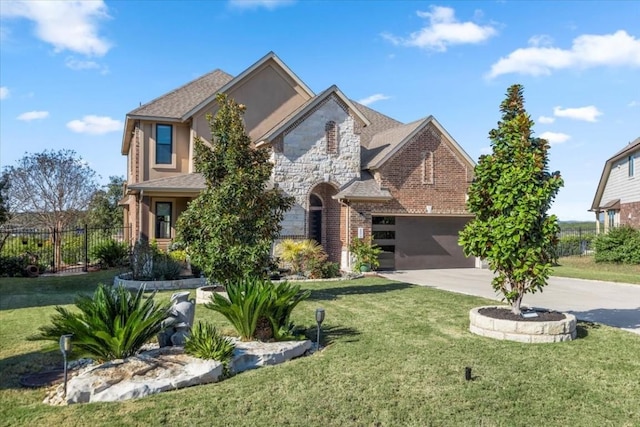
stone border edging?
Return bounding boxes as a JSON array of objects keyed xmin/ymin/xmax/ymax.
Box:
[
  {"xmin": 469, "ymin": 306, "xmax": 577, "ymax": 343},
  {"xmin": 113, "ymin": 274, "xmax": 206, "ymax": 291}
]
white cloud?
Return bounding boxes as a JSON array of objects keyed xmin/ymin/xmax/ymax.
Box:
[
  {"xmin": 228, "ymin": 0, "xmax": 295, "ymax": 10},
  {"xmin": 382, "ymin": 6, "xmax": 497, "ymax": 52},
  {"xmin": 66, "ymin": 115, "xmax": 122, "ymax": 135},
  {"xmin": 528, "ymin": 34, "xmax": 554, "ymax": 47},
  {"xmin": 17, "ymin": 110, "xmax": 49, "ymax": 121},
  {"xmin": 0, "ymin": 86, "xmax": 8, "ymax": 100},
  {"xmin": 357, "ymin": 93, "xmax": 391, "ymax": 106},
  {"xmin": 488, "ymin": 30, "xmax": 640, "ymax": 78},
  {"xmin": 64, "ymin": 57, "xmax": 109, "ymax": 74},
  {"xmin": 553, "ymin": 105, "xmax": 602, "ymax": 122},
  {"xmin": 629, "ymin": 100, "xmax": 639, "ymax": 107},
  {"xmin": 540, "ymin": 131, "xmax": 571, "ymax": 145},
  {"xmin": 538, "ymin": 116, "xmax": 555, "ymax": 124},
  {"xmin": 0, "ymin": 0, "xmax": 111, "ymax": 56}
]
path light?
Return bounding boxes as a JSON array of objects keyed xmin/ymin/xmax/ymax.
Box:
[
  {"xmin": 59, "ymin": 334, "xmax": 73, "ymax": 396},
  {"xmin": 465, "ymin": 366, "xmax": 472, "ymax": 381},
  {"xmin": 315, "ymin": 308, "xmax": 325, "ymax": 350}
]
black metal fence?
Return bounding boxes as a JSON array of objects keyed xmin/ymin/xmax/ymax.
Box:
[
  {"xmin": 0, "ymin": 225, "xmax": 131, "ymax": 275},
  {"xmin": 556, "ymin": 226, "xmax": 599, "ymax": 257}
]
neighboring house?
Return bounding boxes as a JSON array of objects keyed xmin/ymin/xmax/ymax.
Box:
[
  {"xmin": 590, "ymin": 137, "xmax": 640, "ymax": 232},
  {"xmin": 120, "ymin": 52, "xmax": 476, "ymax": 271}
]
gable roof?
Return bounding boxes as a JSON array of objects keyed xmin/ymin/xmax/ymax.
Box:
[
  {"xmin": 590, "ymin": 137, "xmax": 640, "ymax": 211},
  {"xmin": 364, "ymin": 115, "xmax": 475, "ymax": 171},
  {"xmin": 181, "ymin": 51, "xmax": 315, "ymax": 121},
  {"xmin": 255, "ymin": 85, "xmax": 370, "ymax": 145}
]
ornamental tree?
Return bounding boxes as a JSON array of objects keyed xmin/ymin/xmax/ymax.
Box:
[
  {"xmin": 459, "ymin": 84, "xmax": 563, "ymax": 315},
  {"xmin": 176, "ymin": 94, "xmax": 294, "ymax": 285}
]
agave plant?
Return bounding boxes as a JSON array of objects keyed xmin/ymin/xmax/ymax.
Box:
[
  {"xmin": 31, "ymin": 284, "xmax": 172, "ymax": 362},
  {"xmin": 205, "ymin": 276, "xmax": 310, "ymax": 341}
]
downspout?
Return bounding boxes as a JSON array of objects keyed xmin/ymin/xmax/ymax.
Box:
[
  {"xmin": 339, "ymin": 199, "xmax": 351, "ymax": 271},
  {"xmin": 138, "ymin": 190, "xmax": 144, "ymax": 241}
]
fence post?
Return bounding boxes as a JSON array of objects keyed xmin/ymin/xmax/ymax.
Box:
[{"xmin": 83, "ymin": 224, "xmax": 89, "ymax": 272}]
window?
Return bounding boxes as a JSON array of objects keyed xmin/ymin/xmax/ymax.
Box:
[
  {"xmin": 372, "ymin": 230, "xmax": 395, "ymax": 240},
  {"xmin": 326, "ymin": 121, "xmax": 337, "ymax": 154},
  {"xmin": 630, "ymin": 154, "xmax": 635, "ymax": 177},
  {"xmin": 156, "ymin": 124, "xmax": 173, "ymax": 164},
  {"xmin": 607, "ymin": 210, "xmax": 616, "ymax": 229},
  {"xmin": 155, "ymin": 202, "xmax": 172, "ymax": 239},
  {"xmin": 372, "ymin": 216, "xmax": 395, "ymax": 225}
]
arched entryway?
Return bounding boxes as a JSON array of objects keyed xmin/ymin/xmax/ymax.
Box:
[{"xmin": 308, "ymin": 183, "xmax": 342, "ymax": 263}]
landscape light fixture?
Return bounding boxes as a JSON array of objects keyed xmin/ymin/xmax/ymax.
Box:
[
  {"xmin": 315, "ymin": 308, "xmax": 325, "ymax": 350},
  {"xmin": 465, "ymin": 367, "xmax": 472, "ymax": 381},
  {"xmin": 59, "ymin": 334, "xmax": 73, "ymax": 396}
]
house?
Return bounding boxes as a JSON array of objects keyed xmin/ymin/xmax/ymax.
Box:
[
  {"xmin": 590, "ymin": 137, "xmax": 640, "ymax": 232},
  {"xmin": 120, "ymin": 52, "xmax": 476, "ymax": 271}
]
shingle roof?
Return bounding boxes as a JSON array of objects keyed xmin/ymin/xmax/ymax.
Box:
[
  {"xmin": 351, "ymin": 101, "xmax": 403, "ymax": 148},
  {"xmin": 127, "ymin": 70, "xmax": 234, "ymax": 119},
  {"xmin": 333, "ymin": 172, "xmax": 392, "ymax": 201},
  {"xmin": 363, "ymin": 118, "xmax": 425, "ymax": 169},
  {"xmin": 128, "ymin": 174, "xmax": 206, "ymax": 192}
]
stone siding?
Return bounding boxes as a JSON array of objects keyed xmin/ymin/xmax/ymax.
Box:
[{"xmin": 274, "ymin": 97, "xmax": 361, "ymax": 238}]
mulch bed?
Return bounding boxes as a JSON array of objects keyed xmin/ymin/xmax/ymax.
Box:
[
  {"xmin": 479, "ymin": 307, "xmax": 566, "ymax": 322},
  {"xmin": 20, "ymin": 369, "xmax": 64, "ymax": 388}
]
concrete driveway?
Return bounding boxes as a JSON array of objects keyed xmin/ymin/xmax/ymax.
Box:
[{"xmin": 378, "ymin": 269, "xmax": 640, "ymax": 335}]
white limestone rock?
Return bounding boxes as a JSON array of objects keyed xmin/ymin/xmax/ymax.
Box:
[
  {"xmin": 231, "ymin": 340, "xmax": 313, "ymax": 374},
  {"xmin": 58, "ymin": 340, "xmax": 313, "ymax": 404},
  {"xmin": 65, "ymin": 347, "xmax": 223, "ymax": 404}
]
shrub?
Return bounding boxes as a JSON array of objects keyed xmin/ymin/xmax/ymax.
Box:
[
  {"xmin": 275, "ymin": 239, "xmax": 331, "ymax": 276},
  {"xmin": 30, "ymin": 284, "xmax": 172, "ymax": 362},
  {"xmin": 594, "ymin": 226, "xmax": 640, "ymax": 264},
  {"xmin": 130, "ymin": 239, "xmax": 184, "ymax": 280},
  {"xmin": 0, "ymin": 255, "xmax": 28, "ymax": 277},
  {"xmin": 205, "ymin": 276, "xmax": 310, "ymax": 341},
  {"xmin": 91, "ymin": 239, "xmax": 129, "ymax": 267},
  {"xmin": 555, "ymin": 234, "xmax": 595, "ymax": 258},
  {"xmin": 349, "ymin": 237, "xmax": 382, "ymax": 271},
  {"xmin": 184, "ymin": 321, "xmax": 235, "ymax": 366}
]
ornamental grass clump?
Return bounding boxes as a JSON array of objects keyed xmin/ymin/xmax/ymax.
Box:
[
  {"xmin": 30, "ymin": 284, "xmax": 172, "ymax": 362},
  {"xmin": 205, "ymin": 276, "xmax": 310, "ymax": 341}
]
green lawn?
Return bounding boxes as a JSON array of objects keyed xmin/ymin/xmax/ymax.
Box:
[
  {"xmin": 1, "ymin": 272, "xmax": 639, "ymax": 426},
  {"xmin": 553, "ymin": 256, "xmax": 640, "ymax": 284}
]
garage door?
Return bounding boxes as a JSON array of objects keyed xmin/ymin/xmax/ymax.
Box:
[{"xmin": 372, "ymin": 216, "xmax": 475, "ymax": 270}]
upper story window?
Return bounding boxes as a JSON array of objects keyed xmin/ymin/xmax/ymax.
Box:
[
  {"xmin": 629, "ymin": 154, "xmax": 635, "ymax": 177},
  {"xmin": 326, "ymin": 121, "xmax": 338, "ymax": 154},
  {"xmin": 156, "ymin": 124, "xmax": 173, "ymax": 165}
]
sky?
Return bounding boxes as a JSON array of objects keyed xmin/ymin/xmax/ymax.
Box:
[{"xmin": 1, "ymin": 0, "xmax": 639, "ymax": 221}]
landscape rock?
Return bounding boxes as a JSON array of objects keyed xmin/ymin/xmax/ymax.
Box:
[{"xmin": 44, "ymin": 340, "xmax": 312, "ymax": 405}]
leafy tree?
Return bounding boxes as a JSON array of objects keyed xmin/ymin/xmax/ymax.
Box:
[
  {"xmin": 459, "ymin": 84, "xmax": 563, "ymax": 315},
  {"xmin": 0, "ymin": 173, "xmax": 9, "ymax": 226},
  {"xmin": 0, "ymin": 173, "xmax": 10, "ymax": 252},
  {"xmin": 177, "ymin": 94, "xmax": 294, "ymax": 285},
  {"xmin": 3, "ymin": 150, "xmax": 99, "ymax": 268},
  {"xmin": 85, "ymin": 175, "xmax": 125, "ymax": 229}
]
